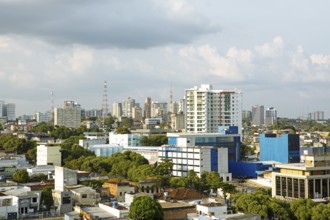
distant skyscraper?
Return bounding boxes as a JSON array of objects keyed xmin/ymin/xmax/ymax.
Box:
[
  {"xmin": 265, "ymin": 107, "xmax": 277, "ymax": 126},
  {"xmin": 54, "ymin": 101, "xmax": 81, "ymax": 128},
  {"xmin": 0, "ymin": 101, "xmax": 5, "ymax": 118},
  {"xmin": 112, "ymin": 102, "xmax": 122, "ymax": 118},
  {"xmin": 144, "ymin": 97, "xmax": 151, "ymax": 118},
  {"xmin": 185, "ymin": 84, "xmax": 242, "ymax": 133},
  {"xmin": 5, "ymin": 103, "xmax": 16, "ymax": 121},
  {"xmin": 252, "ymin": 105, "xmax": 264, "ymax": 126},
  {"xmin": 122, "ymin": 97, "xmax": 135, "ymax": 118},
  {"xmin": 35, "ymin": 111, "xmax": 52, "ymax": 123},
  {"xmin": 314, "ymin": 111, "xmax": 324, "ymax": 121},
  {"xmin": 132, "ymin": 106, "xmax": 142, "ymax": 122},
  {"xmin": 151, "ymin": 101, "xmax": 168, "ymax": 120}
]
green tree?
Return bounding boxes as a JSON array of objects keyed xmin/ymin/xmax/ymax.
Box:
[
  {"xmin": 116, "ymin": 127, "xmax": 131, "ymax": 134},
  {"xmin": 13, "ymin": 169, "xmax": 30, "ymax": 183},
  {"xmin": 31, "ymin": 122, "xmax": 53, "ymax": 133},
  {"xmin": 26, "ymin": 147, "xmax": 37, "ymax": 164},
  {"xmin": 170, "ymin": 176, "xmax": 189, "ymax": 188},
  {"xmin": 40, "ymin": 187, "xmax": 54, "ymax": 211},
  {"xmin": 128, "ymin": 196, "xmax": 164, "ymax": 220},
  {"xmin": 141, "ymin": 135, "xmax": 167, "ymax": 146},
  {"xmin": 311, "ymin": 203, "xmax": 330, "ymax": 220},
  {"xmin": 290, "ymin": 198, "xmax": 314, "ymax": 220}
]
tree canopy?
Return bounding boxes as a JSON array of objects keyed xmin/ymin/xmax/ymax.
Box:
[
  {"xmin": 141, "ymin": 135, "xmax": 168, "ymax": 146},
  {"xmin": 13, "ymin": 169, "xmax": 30, "ymax": 183},
  {"xmin": 128, "ymin": 196, "xmax": 164, "ymax": 220}
]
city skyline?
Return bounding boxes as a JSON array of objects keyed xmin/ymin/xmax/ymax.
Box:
[{"xmin": 0, "ymin": 0, "xmax": 329, "ymax": 118}]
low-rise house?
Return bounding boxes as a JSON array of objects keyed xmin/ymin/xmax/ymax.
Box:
[
  {"xmin": 4, "ymin": 187, "xmax": 40, "ymax": 218},
  {"xmin": 159, "ymin": 200, "xmax": 196, "ymax": 220},
  {"xmin": 102, "ymin": 179, "xmax": 135, "ymax": 202},
  {"xmin": 0, "ymin": 192, "xmax": 17, "ymax": 219},
  {"xmin": 69, "ymin": 185, "xmax": 101, "ymax": 206}
]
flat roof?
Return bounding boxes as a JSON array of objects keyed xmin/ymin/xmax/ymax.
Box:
[
  {"xmin": 276, "ymin": 163, "xmax": 330, "ymax": 171},
  {"xmin": 167, "ymin": 133, "xmax": 240, "ymax": 137},
  {"xmin": 159, "ymin": 201, "xmax": 195, "ymax": 209}
]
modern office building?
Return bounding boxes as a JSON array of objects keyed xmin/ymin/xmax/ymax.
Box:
[
  {"xmin": 36, "ymin": 144, "xmax": 61, "ymax": 166},
  {"xmin": 185, "ymin": 84, "xmax": 242, "ymax": 134},
  {"xmin": 35, "ymin": 111, "xmax": 52, "ymax": 123},
  {"xmin": 167, "ymin": 129, "xmax": 241, "ymax": 162},
  {"xmin": 54, "ymin": 101, "xmax": 81, "ymax": 128},
  {"xmin": 259, "ymin": 133, "xmax": 300, "ymax": 163},
  {"xmin": 144, "ymin": 97, "xmax": 152, "ymax": 118},
  {"xmin": 0, "ymin": 101, "xmax": 16, "ymax": 122},
  {"xmin": 272, "ymin": 149, "xmax": 330, "ymax": 201},
  {"xmin": 265, "ymin": 107, "xmax": 277, "ymax": 126},
  {"xmin": 158, "ymin": 146, "xmax": 231, "ymax": 181},
  {"xmin": 252, "ymin": 105, "xmax": 264, "ymax": 126}
]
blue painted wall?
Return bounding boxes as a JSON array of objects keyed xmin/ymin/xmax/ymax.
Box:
[
  {"xmin": 168, "ymin": 137, "xmax": 177, "ymax": 146},
  {"xmin": 211, "ymin": 148, "xmax": 218, "ymax": 172},
  {"xmin": 229, "ymin": 161, "xmax": 272, "ymax": 178},
  {"xmin": 260, "ymin": 134, "xmax": 300, "ymax": 163}
]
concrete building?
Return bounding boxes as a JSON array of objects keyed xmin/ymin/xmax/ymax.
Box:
[
  {"xmin": 79, "ymin": 138, "xmax": 107, "ymax": 149},
  {"xmin": 35, "ymin": 111, "xmax": 52, "ymax": 123},
  {"xmin": 53, "ymin": 166, "xmax": 77, "ymax": 214},
  {"xmin": 185, "ymin": 84, "xmax": 242, "ymax": 134},
  {"xmin": 265, "ymin": 107, "xmax": 277, "ymax": 126},
  {"xmin": 112, "ymin": 102, "xmax": 122, "ymax": 118},
  {"xmin": 144, "ymin": 97, "xmax": 152, "ymax": 118},
  {"xmin": 252, "ymin": 105, "xmax": 264, "ymax": 127},
  {"xmin": 167, "ymin": 131, "xmax": 241, "ymax": 162},
  {"xmin": 259, "ymin": 134, "xmax": 300, "ymax": 163},
  {"xmin": 158, "ymin": 145, "xmax": 231, "ymax": 181},
  {"xmin": 36, "ymin": 144, "xmax": 61, "ymax": 166},
  {"xmin": 151, "ymin": 101, "xmax": 168, "ymax": 121},
  {"xmin": 109, "ymin": 132, "xmax": 142, "ymax": 147},
  {"xmin": 122, "ymin": 97, "xmax": 135, "ymax": 118},
  {"xmin": 170, "ymin": 111, "xmax": 185, "ymax": 131},
  {"xmin": 89, "ymin": 145, "xmax": 123, "ymax": 157},
  {"xmin": 54, "ymin": 101, "xmax": 81, "ymax": 128},
  {"xmin": 132, "ymin": 106, "xmax": 142, "ymax": 122},
  {"xmin": 70, "ymin": 186, "xmax": 100, "ymax": 206},
  {"xmin": 272, "ymin": 150, "xmax": 330, "ymax": 201}
]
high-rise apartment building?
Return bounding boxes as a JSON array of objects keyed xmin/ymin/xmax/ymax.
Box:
[
  {"xmin": 112, "ymin": 102, "xmax": 122, "ymax": 118},
  {"xmin": 265, "ymin": 107, "xmax": 277, "ymax": 126},
  {"xmin": 122, "ymin": 97, "xmax": 135, "ymax": 118},
  {"xmin": 185, "ymin": 84, "xmax": 242, "ymax": 133},
  {"xmin": 252, "ymin": 105, "xmax": 264, "ymax": 126},
  {"xmin": 151, "ymin": 101, "xmax": 168, "ymax": 120},
  {"xmin": 132, "ymin": 106, "xmax": 142, "ymax": 122},
  {"xmin": 144, "ymin": 97, "xmax": 151, "ymax": 118},
  {"xmin": 54, "ymin": 101, "xmax": 81, "ymax": 128}
]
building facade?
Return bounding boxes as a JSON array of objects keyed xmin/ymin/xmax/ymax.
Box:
[
  {"xmin": 36, "ymin": 144, "xmax": 61, "ymax": 166},
  {"xmin": 259, "ymin": 134, "xmax": 300, "ymax": 163},
  {"xmin": 272, "ymin": 152, "xmax": 330, "ymax": 201},
  {"xmin": 158, "ymin": 146, "xmax": 231, "ymax": 181},
  {"xmin": 144, "ymin": 97, "xmax": 151, "ymax": 118},
  {"xmin": 54, "ymin": 101, "xmax": 81, "ymax": 128},
  {"xmin": 265, "ymin": 107, "xmax": 277, "ymax": 126},
  {"xmin": 185, "ymin": 84, "xmax": 242, "ymax": 133},
  {"xmin": 252, "ymin": 105, "xmax": 264, "ymax": 127}
]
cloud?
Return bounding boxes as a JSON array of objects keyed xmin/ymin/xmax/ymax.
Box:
[
  {"xmin": 178, "ymin": 37, "xmax": 330, "ymax": 88},
  {"xmin": 0, "ymin": 0, "xmax": 218, "ymax": 49}
]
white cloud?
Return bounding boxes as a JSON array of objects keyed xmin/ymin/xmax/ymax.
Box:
[
  {"xmin": 310, "ymin": 54, "xmax": 330, "ymax": 66},
  {"xmin": 255, "ymin": 36, "xmax": 284, "ymax": 58}
]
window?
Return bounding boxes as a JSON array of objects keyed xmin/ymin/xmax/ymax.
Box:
[{"xmin": 82, "ymin": 194, "xmax": 87, "ymax": 199}]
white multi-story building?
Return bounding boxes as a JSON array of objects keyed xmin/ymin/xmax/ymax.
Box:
[
  {"xmin": 112, "ymin": 102, "xmax": 122, "ymax": 118},
  {"xmin": 54, "ymin": 101, "xmax": 81, "ymax": 128},
  {"xmin": 158, "ymin": 146, "xmax": 231, "ymax": 181},
  {"xmin": 36, "ymin": 144, "xmax": 61, "ymax": 166},
  {"xmin": 151, "ymin": 101, "xmax": 168, "ymax": 120},
  {"xmin": 109, "ymin": 132, "xmax": 142, "ymax": 147},
  {"xmin": 35, "ymin": 111, "xmax": 52, "ymax": 123},
  {"xmin": 185, "ymin": 84, "xmax": 242, "ymax": 133},
  {"xmin": 122, "ymin": 97, "xmax": 135, "ymax": 118},
  {"xmin": 89, "ymin": 145, "xmax": 123, "ymax": 157}
]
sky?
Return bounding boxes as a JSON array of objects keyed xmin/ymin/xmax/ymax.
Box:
[{"xmin": 0, "ymin": 0, "xmax": 330, "ymax": 118}]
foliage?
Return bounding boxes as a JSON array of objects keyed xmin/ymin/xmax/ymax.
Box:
[
  {"xmin": 79, "ymin": 180, "xmax": 106, "ymax": 189},
  {"xmin": 116, "ymin": 127, "xmax": 131, "ymax": 134},
  {"xmin": 170, "ymin": 176, "xmax": 188, "ymax": 188},
  {"xmin": 140, "ymin": 135, "xmax": 168, "ymax": 146},
  {"xmin": 26, "ymin": 147, "xmax": 37, "ymax": 164},
  {"xmin": 40, "ymin": 187, "xmax": 54, "ymax": 211},
  {"xmin": 30, "ymin": 173, "xmax": 48, "ymax": 182},
  {"xmin": 290, "ymin": 198, "xmax": 314, "ymax": 220},
  {"xmin": 311, "ymin": 203, "xmax": 330, "ymax": 220},
  {"xmin": 128, "ymin": 196, "xmax": 164, "ymax": 220},
  {"xmin": 240, "ymin": 143, "xmax": 255, "ymax": 160},
  {"xmin": 13, "ymin": 169, "xmax": 30, "ymax": 183},
  {"xmin": 31, "ymin": 122, "xmax": 53, "ymax": 133},
  {"xmin": 127, "ymin": 164, "xmax": 154, "ymax": 182},
  {"xmin": 120, "ymin": 118, "xmax": 133, "ymax": 128}
]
